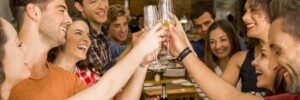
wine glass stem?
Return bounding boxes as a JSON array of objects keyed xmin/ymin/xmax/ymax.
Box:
[{"xmin": 152, "ymin": 51, "xmax": 159, "ymax": 64}]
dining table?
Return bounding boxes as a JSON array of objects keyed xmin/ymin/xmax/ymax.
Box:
[{"xmin": 143, "ymin": 77, "xmax": 199, "ymax": 100}]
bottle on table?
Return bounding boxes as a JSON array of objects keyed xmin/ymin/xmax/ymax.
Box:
[{"xmin": 160, "ymin": 83, "xmax": 168, "ymax": 100}]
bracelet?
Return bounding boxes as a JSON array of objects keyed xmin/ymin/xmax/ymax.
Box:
[{"xmin": 175, "ymin": 47, "xmax": 192, "ymax": 63}]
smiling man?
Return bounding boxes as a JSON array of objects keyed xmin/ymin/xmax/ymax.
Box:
[
  {"xmin": 105, "ymin": 4, "xmax": 130, "ymax": 59},
  {"xmin": 9, "ymin": 0, "xmax": 89, "ymax": 99},
  {"xmin": 74, "ymin": 0, "xmax": 114, "ymax": 73}
]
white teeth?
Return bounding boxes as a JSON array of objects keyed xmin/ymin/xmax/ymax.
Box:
[
  {"xmin": 97, "ymin": 12, "xmax": 105, "ymax": 16},
  {"xmin": 216, "ymin": 49, "xmax": 225, "ymax": 53},
  {"xmin": 78, "ymin": 45, "xmax": 87, "ymax": 52},
  {"xmin": 256, "ymin": 71, "xmax": 262, "ymax": 75}
]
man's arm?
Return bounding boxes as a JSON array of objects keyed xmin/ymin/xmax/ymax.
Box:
[{"xmin": 68, "ymin": 23, "xmax": 165, "ymax": 100}]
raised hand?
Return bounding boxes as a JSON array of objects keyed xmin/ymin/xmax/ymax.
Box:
[
  {"xmin": 135, "ymin": 23, "xmax": 166, "ymax": 57},
  {"xmin": 168, "ymin": 25, "xmax": 188, "ymax": 57}
]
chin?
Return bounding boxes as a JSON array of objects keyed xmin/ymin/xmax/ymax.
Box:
[
  {"xmin": 78, "ymin": 56, "xmax": 87, "ymax": 60},
  {"xmin": 96, "ymin": 18, "xmax": 107, "ymax": 23},
  {"xmin": 256, "ymin": 83, "xmax": 263, "ymax": 88}
]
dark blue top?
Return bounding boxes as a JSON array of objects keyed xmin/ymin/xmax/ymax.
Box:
[{"xmin": 190, "ymin": 39, "xmax": 205, "ymax": 59}]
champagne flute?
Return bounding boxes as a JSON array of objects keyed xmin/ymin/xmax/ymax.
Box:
[
  {"xmin": 158, "ymin": 0, "xmax": 176, "ymax": 67},
  {"xmin": 144, "ymin": 5, "xmax": 165, "ymax": 70}
]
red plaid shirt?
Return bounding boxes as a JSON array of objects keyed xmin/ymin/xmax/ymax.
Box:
[
  {"xmin": 74, "ymin": 67, "xmax": 121, "ymax": 99},
  {"xmin": 74, "ymin": 67, "xmax": 99, "ymax": 86}
]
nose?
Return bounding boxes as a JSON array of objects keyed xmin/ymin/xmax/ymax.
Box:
[
  {"xmin": 251, "ymin": 57, "xmax": 258, "ymax": 67},
  {"xmin": 120, "ymin": 25, "xmax": 128, "ymax": 33},
  {"xmin": 97, "ymin": 1, "xmax": 106, "ymax": 9},
  {"xmin": 215, "ymin": 41, "xmax": 222, "ymax": 50},
  {"xmin": 65, "ymin": 13, "xmax": 72, "ymax": 25},
  {"xmin": 202, "ymin": 25, "xmax": 209, "ymax": 33},
  {"xmin": 242, "ymin": 11, "xmax": 251, "ymax": 22}
]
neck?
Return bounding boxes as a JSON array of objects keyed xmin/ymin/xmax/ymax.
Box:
[
  {"xmin": 53, "ymin": 51, "xmax": 79, "ymax": 72},
  {"xmin": 19, "ymin": 19, "xmax": 52, "ymax": 79},
  {"xmin": 258, "ymin": 31, "xmax": 269, "ymax": 46},
  {"xmin": 108, "ymin": 36, "xmax": 122, "ymax": 45},
  {"xmin": 1, "ymin": 79, "xmax": 17, "ymax": 99},
  {"xmin": 217, "ymin": 56, "xmax": 230, "ymax": 71},
  {"xmin": 89, "ymin": 20, "xmax": 102, "ymax": 34}
]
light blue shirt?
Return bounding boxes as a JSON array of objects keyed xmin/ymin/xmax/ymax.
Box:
[{"xmin": 109, "ymin": 41, "xmax": 128, "ymax": 59}]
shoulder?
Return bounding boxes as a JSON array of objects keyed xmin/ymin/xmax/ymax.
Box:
[
  {"xmin": 231, "ymin": 51, "xmax": 248, "ymax": 60},
  {"xmin": 48, "ymin": 63, "xmax": 88, "ymax": 92},
  {"xmin": 229, "ymin": 51, "xmax": 248, "ymax": 68}
]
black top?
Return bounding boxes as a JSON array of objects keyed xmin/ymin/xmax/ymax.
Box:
[{"xmin": 239, "ymin": 48, "xmax": 269, "ymax": 96}]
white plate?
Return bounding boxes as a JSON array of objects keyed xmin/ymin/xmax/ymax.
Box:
[
  {"xmin": 143, "ymin": 83, "xmax": 154, "ymax": 87},
  {"xmin": 143, "ymin": 86, "xmax": 162, "ymax": 90},
  {"xmin": 181, "ymin": 82, "xmax": 194, "ymax": 87},
  {"xmin": 171, "ymin": 79, "xmax": 189, "ymax": 84}
]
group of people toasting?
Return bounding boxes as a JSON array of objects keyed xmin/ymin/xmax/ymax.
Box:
[{"xmin": 0, "ymin": 0, "xmax": 300, "ymax": 100}]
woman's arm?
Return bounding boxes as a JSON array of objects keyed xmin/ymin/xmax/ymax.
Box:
[
  {"xmin": 117, "ymin": 65, "xmax": 149, "ymax": 100},
  {"xmin": 168, "ymin": 26, "xmax": 263, "ymax": 100}
]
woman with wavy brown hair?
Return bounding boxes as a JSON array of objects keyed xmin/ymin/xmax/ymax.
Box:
[{"xmin": 204, "ymin": 19, "xmax": 242, "ymax": 75}]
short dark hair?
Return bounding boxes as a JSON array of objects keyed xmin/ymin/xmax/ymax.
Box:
[
  {"xmin": 191, "ymin": 6, "xmax": 215, "ymax": 21},
  {"xmin": 74, "ymin": 0, "xmax": 83, "ymax": 5},
  {"xmin": 204, "ymin": 19, "xmax": 242, "ymax": 70},
  {"xmin": 268, "ymin": 0, "xmax": 300, "ymax": 22},
  {"xmin": 0, "ymin": 19, "xmax": 7, "ymax": 85},
  {"xmin": 25, "ymin": 0, "xmax": 54, "ymax": 10}
]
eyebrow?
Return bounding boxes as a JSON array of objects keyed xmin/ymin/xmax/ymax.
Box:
[
  {"xmin": 219, "ymin": 35, "xmax": 227, "ymax": 39},
  {"xmin": 204, "ymin": 20, "xmax": 211, "ymax": 24},
  {"xmin": 56, "ymin": 5, "xmax": 67, "ymax": 10},
  {"xmin": 73, "ymin": 29, "xmax": 83, "ymax": 33},
  {"xmin": 260, "ymin": 48, "xmax": 267, "ymax": 52}
]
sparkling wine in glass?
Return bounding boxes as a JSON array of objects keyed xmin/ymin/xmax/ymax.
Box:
[
  {"xmin": 158, "ymin": 0, "xmax": 176, "ymax": 65},
  {"xmin": 158, "ymin": 0, "xmax": 175, "ymax": 30}
]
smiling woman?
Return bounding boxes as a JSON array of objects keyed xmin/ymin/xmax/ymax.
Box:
[
  {"xmin": 251, "ymin": 45, "xmax": 285, "ymax": 95},
  {"xmin": 204, "ymin": 19, "xmax": 242, "ymax": 73},
  {"xmin": 47, "ymin": 16, "xmax": 100, "ymax": 86}
]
